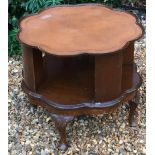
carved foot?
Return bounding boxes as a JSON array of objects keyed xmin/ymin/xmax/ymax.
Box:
[
  {"xmin": 28, "ymin": 96, "xmax": 38, "ymax": 109},
  {"xmin": 129, "ymin": 101, "xmax": 137, "ymax": 127},
  {"xmin": 50, "ymin": 113, "xmax": 74, "ymax": 151},
  {"xmin": 128, "ymin": 92, "xmax": 139, "ymax": 127}
]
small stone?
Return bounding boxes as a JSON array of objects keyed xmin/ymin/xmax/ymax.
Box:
[
  {"xmin": 25, "ymin": 140, "xmax": 30, "ymax": 145},
  {"xmin": 13, "ymin": 69, "xmax": 18, "ymax": 73},
  {"xmin": 139, "ymin": 140, "xmax": 144, "ymax": 143},
  {"xmin": 120, "ymin": 123, "xmax": 125, "ymax": 128},
  {"xmin": 26, "ymin": 144, "xmax": 32, "ymax": 151},
  {"xmin": 119, "ymin": 140, "xmax": 124, "ymax": 145},
  {"xmin": 46, "ymin": 117, "xmax": 51, "ymax": 123},
  {"xmin": 21, "ymin": 150, "xmax": 26, "ymax": 155},
  {"xmin": 41, "ymin": 149, "xmax": 46, "ymax": 155},
  {"xmin": 93, "ymin": 139, "xmax": 97, "ymax": 145},
  {"xmin": 99, "ymin": 140, "xmax": 102, "ymax": 144}
]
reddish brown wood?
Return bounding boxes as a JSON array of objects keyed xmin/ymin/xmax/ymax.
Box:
[
  {"xmin": 128, "ymin": 92, "xmax": 140, "ymax": 127},
  {"xmin": 129, "ymin": 100, "xmax": 138, "ymax": 127},
  {"xmin": 21, "ymin": 62, "xmax": 141, "ymax": 111},
  {"xmin": 22, "ymin": 44, "xmax": 43, "ymax": 91},
  {"xmin": 95, "ymin": 52, "xmax": 122, "ymax": 102},
  {"xmin": 123, "ymin": 41, "xmax": 134, "ymax": 64},
  {"xmin": 50, "ymin": 114, "xmax": 74, "ymax": 151},
  {"xmin": 18, "ymin": 4, "xmax": 144, "ymax": 150}
]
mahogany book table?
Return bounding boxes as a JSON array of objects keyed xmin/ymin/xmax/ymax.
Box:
[{"xmin": 17, "ymin": 4, "xmax": 143, "ymax": 150}]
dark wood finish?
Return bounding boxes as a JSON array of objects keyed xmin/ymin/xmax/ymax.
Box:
[
  {"xmin": 123, "ymin": 41, "xmax": 134, "ymax": 64},
  {"xmin": 17, "ymin": 4, "xmax": 143, "ymax": 150},
  {"xmin": 95, "ymin": 52, "xmax": 122, "ymax": 102},
  {"xmin": 22, "ymin": 44, "xmax": 43, "ymax": 91},
  {"xmin": 21, "ymin": 62, "xmax": 141, "ymax": 111},
  {"xmin": 50, "ymin": 114, "xmax": 74, "ymax": 151},
  {"xmin": 129, "ymin": 100, "xmax": 138, "ymax": 127},
  {"xmin": 40, "ymin": 55, "xmax": 94, "ymax": 105},
  {"xmin": 128, "ymin": 92, "xmax": 139, "ymax": 127}
]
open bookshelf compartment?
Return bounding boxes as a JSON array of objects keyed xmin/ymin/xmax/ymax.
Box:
[{"xmin": 38, "ymin": 54, "xmax": 95, "ymax": 105}]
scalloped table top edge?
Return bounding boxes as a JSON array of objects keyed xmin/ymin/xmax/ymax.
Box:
[{"xmin": 17, "ymin": 4, "xmax": 144, "ymax": 56}]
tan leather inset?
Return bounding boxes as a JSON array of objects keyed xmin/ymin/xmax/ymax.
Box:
[{"xmin": 19, "ymin": 5, "xmax": 142, "ymax": 55}]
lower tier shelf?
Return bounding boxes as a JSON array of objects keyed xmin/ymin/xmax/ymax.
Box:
[{"xmin": 22, "ymin": 63, "xmax": 142, "ymax": 111}]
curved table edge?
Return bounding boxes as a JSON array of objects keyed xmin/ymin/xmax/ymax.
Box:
[
  {"xmin": 16, "ymin": 3, "xmax": 144, "ymax": 57},
  {"xmin": 21, "ymin": 71, "xmax": 142, "ymax": 110}
]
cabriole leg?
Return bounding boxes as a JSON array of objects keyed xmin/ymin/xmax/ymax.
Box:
[
  {"xmin": 128, "ymin": 92, "xmax": 139, "ymax": 127},
  {"xmin": 50, "ymin": 113, "xmax": 74, "ymax": 151}
]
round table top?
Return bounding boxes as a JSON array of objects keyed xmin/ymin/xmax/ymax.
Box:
[{"xmin": 18, "ymin": 4, "xmax": 143, "ymax": 56}]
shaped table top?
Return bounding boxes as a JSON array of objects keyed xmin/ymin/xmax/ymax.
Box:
[{"xmin": 18, "ymin": 4, "xmax": 143, "ymax": 56}]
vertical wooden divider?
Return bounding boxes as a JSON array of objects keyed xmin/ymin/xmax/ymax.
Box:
[
  {"xmin": 22, "ymin": 44, "xmax": 43, "ymax": 91},
  {"xmin": 95, "ymin": 52, "xmax": 123, "ymax": 102},
  {"xmin": 122, "ymin": 42, "xmax": 134, "ymax": 65},
  {"xmin": 122, "ymin": 42, "xmax": 135, "ymax": 90}
]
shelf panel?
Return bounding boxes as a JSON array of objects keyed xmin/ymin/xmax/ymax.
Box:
[
  {"xmin": 122, "ymin": 64, "xmax": 141, "ymax": 92},
  {"xmin": 38, "ymin": 66, "xmax": 94, "ymax": 105},
  {"xmin": 37, "ymin": 64, "xmax": 141, "ymax": 105}
]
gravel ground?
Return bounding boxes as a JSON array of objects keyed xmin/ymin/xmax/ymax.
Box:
[{"xmin": 8, "ymin": 12, "xmax": 146, "ymax": 155}]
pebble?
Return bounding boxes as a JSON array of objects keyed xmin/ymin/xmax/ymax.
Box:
[{"xmin": 119, "ymin": 140, "xmax": 124, "ymax": 145}]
